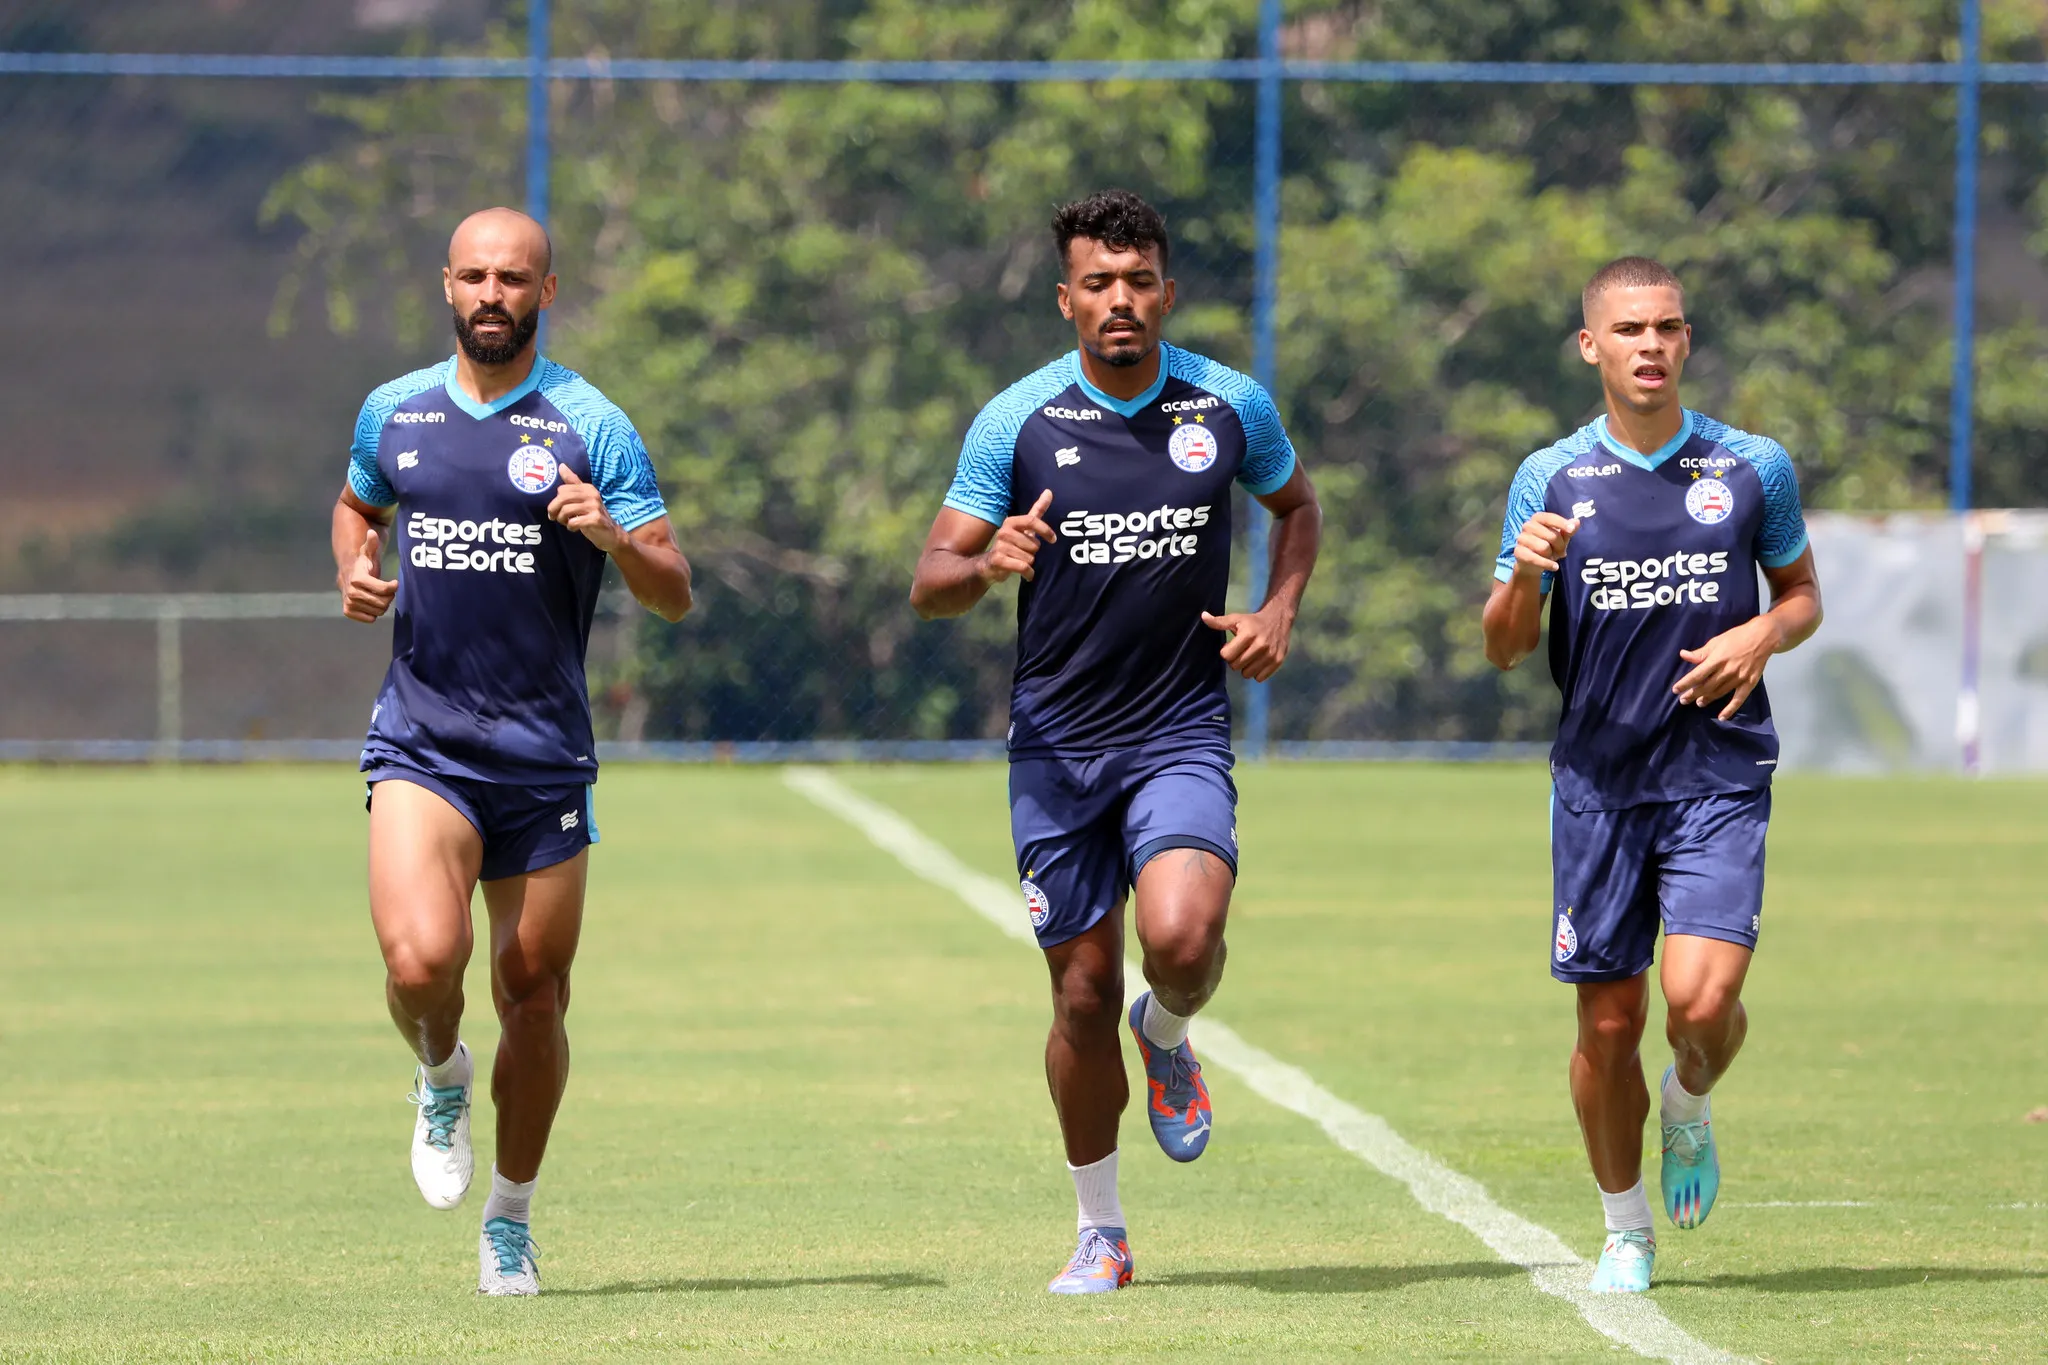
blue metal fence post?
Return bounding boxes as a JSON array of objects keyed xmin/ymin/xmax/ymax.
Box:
[
  {"xmin": 1953, "ymin": 0, "xmax": 1984, "ymax": 773},
  {"xmin": 527, "ymin": 0, "xmax": 552, "ymax": 346},
  {"xmin": 1244, "ymin": 0, "xmax": 1282, "ymax": 758},
  {"xmin": 1951, "ymin": 0, "xmax": 1980, "ymax": 516}
]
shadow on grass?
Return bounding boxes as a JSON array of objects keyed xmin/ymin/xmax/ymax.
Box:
[
  {"xmin": 1685, "ymin": 1266, "xmax": 2048, "ymax": 1293},
  {"xmin": 1154, "ymin": 1262, "xmax": 1523, "ymax": 1294},
  {"xmin": 555, "ymin": 1271, "xmax": 944, "ymax": 1297}
]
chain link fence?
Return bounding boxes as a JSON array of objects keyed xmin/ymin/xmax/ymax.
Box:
[{"xmin": 5, "ymin": 1, "xmax": 2047, "ymax": 766}]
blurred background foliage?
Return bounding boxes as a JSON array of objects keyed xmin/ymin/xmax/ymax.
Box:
[{"xmin": 12, "ymin": 0, "xmax": 2048, "ymax": 742}]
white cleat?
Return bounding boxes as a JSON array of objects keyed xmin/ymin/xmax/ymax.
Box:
[
  {"xmin": 407, "ymin": 1042, "xmax": 474, "ymax": 1210},
  {"xmin": 478, "ymin": 1217, "xmax": 541, "ymax": 1296}
]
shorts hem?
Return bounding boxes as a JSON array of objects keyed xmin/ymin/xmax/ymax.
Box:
[
  {"xmin": 365, "ymin": 767, "xmax": 485, "ymax": 839},
  {"xmin": 480, "ymin": 838, "xmax": 592, "ymax": 883},
  {"xmin": 1662, "ymin": 923, "xmax": 1759, "ymax": 952},
  {"xmin": 1131, "ymin": 835, "xmax": 1237, "ymax": 881},
  {"xmin": 1551, "ymin": 959, "xmax": 1653, "ymax": 984},
  {"xmin": 1033, "ymin": 900, "xmax": 1113, "ymax": 952}
]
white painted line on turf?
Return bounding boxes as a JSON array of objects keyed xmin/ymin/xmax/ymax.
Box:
[
  {"xmin": 783, "ymin": 767, "xmax": 1747, "ymax": 1365},
  {"xmin": 1726, "ymin": 1201, "xmax": 1871, "ymax": 1208}
]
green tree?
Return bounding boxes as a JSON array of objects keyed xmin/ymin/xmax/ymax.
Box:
[{"xmin": 266, "ymin": 0, "xmax": 2048, "ymax": 743}]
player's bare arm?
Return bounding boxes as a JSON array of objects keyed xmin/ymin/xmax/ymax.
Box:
[
  {"xmin": 1481, "ymin": 511, "xmax": 1581, "ymax": 670},
  {"xmin": 909, "ymin": 489, "xmax": 1055, "ymax": 620},
  {"xmin": 545, "ymin": 468, "xmax": 693, "ymax": 622},
  {"xmin": 1201, "ymin": 463, "xmax": 1322, "ymax": 684},
  {"xmin": 334, "ymin": 485, "xmax": 398, "ymax": 623},
  {"xmin": 1673, "ymin": 546, "xmax": 1822, "ymax": 718}
]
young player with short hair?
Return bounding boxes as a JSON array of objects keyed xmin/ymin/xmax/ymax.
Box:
[
  {"xmin": 910, "ymin": 189, "xmax": 1322, "ymax": 1294},
  {"xmin": 333, "ymin": 207, "xmax": 691, "ymax": 1295},
  {"xmin": 1482, "ymin": 257, "xmax": 1823, "ymax": 1292}
]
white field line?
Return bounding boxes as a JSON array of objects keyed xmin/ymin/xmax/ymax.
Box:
[
  {"xmin": 783, "ymin": 767, "xmax": 1746, "ymax": 1365},
  {"xmin": 1726, "ymin": 1201, "xmax": 1871, "ymax": 1208}
]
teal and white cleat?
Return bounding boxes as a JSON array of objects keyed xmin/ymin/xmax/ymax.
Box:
[
  {"xmin": 478, "ymin": 1217, "xmax": 541, "ymax": 1296},
  {"xmin": 1660, "ymin": 1070, "xmax": 1720, "ymax": 1230},
  {"xmin": 1588, "ymin": 1229, "xmax": 1656, "ymax": 1292},
  {"xmin": 407, "ymin": 1042, "xmax": 474, "ymax": 1210}
]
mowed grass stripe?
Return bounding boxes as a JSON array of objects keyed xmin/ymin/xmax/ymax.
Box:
[
  {"xmin": 0, "ymin": 765, "xmax": 1635, "ymax": 1361},
  {"xmin": 786, "ymin": 767, "xmax": 1743, "ymax": 1365}
]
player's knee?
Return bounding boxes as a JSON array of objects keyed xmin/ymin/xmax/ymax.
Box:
[
  {"xmin": 495, "ymin": 965, "xmax": 570, "ymax": 1025},
  {"xmin": 1142, "ymin": 924, "xmax": 1221, "ymax": 990},
  {"xmin": 1051, "ymin": 967, "xmax": 1122, "ymax": 1036},
  {"xmin": 1667, "ymin": 985, "xmax": 1742, "ymax": 1037},
  {"xmin": 384, "ymin": 942, "xmax": 464, "ymax": 1000},
  {"xmin": 1576, "ymin": 1002, "xmax": 1646, "ymax": 1065}
]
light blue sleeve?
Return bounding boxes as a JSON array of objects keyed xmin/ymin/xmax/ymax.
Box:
[
  {"xmin": 347, "ymin": 395, "xmax": 398, "ymax": 508},
  {"xmin": 941, "ymin": 407, "xmax": 1016, "ymax": 526},
  {"xmin": 587, "ymin": 416, "xmax": 668, "ymax": 532},
  {"xmin": 541, "ymin": 365, "xmax": 669, "ymax": 531},
  {"xmin": 1730, "ymin": 434, "xmax": 1810, "ymax": 568},
  {"xmin": 1233, "ymin": 382, "xmax": 1298, "ymax": 496},
  {"xmin": 1495, "ymin": 448, "xmax": 1574, "ymax": 591}
]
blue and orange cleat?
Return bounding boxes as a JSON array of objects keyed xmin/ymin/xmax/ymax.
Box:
[
  {"xmin": 1129, "ymin": 991, "xmax": 1212, "ymax": 1162},
  {"xmin": 1047, "ymin": 1226, "xmax": 1133, "ymax": 1295}
]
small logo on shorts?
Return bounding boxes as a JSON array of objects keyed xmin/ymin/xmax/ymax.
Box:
[
  {"xmin": 1021, "ymin": 879, "xmax": 1050, "ymax": 931},
  {"xmin": 560, "ymin": 810, "xmax": 579, "ymax": 831},
  {"xmin": 1751, "ymin": 913, "xmax": 1760, "ymax": 933},
  {"xmin": 1555, "ymin": 911, "xmax": 1578, "ymax": 963}
]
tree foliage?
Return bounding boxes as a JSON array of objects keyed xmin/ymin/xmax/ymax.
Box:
[{"xmin": 265, "ymin": 0, "xmax": 2048, "ymax": 742}]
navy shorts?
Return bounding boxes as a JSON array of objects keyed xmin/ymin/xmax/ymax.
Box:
[
  {"xmin": 1009, "ymin": 736, "xmax": 1238, "ymax": 950},
  {"xmin": 364, "ymin": 758, "xmax": 598, "ymax": 882},
  {"xmin": 1550, "ymin": 787, "xmax": 1769, "ymax": 982}
]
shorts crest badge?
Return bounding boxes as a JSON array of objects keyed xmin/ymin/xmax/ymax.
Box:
[
  {"xmin": 1167, "ymin": 423, "xmax": 1219, "ymax": 473},
  {"xmin": 1554, "ymin": 911, "xmax": 1578, "ymax": 963},
  {"xmin": 1021, "ymin": 879, "xmax": 1051, "ymax": 931},
  {"xmin": 1685, "ymin": 477, "xmax": 1734, "ymax": 525},
  {"xmin": 509, "ymin": 446, "xmax": 560, "ymax": 494}
]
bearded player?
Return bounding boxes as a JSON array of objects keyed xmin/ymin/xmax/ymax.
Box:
[
  {"xmin": 1482, "ymin": 257, "xmax": 1822, "ymax": 1293},
  {"xmin": 911, "ymin": 190, "xmax": 1322, "ymax": 1294},
  {"xmin": 333, "ymin": 208, "xmax": 691, "ymax": 1295}
]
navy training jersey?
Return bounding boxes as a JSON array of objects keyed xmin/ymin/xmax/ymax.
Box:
[
  {"xmin": 1495, "ymin": 410, "xmax": 1810, "ymax": 812},
  {"xmin": 944, "ymin": 342, "xmax": 1297, "ymax": 756},
  {"xmin": 347, "ymin": 356, "xmax": 668, "ymax": 785}
]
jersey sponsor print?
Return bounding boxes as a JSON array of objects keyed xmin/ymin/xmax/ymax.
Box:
[
  {"xmin": 944, "ymin": 343, "xmax": 1297, "ymax": 756},
  {"xmin": 347, "ymin": 357, "xmax": 667, "ymax": 785},
  {"xmin": 1496, "ymin": 410, "xmax": 1809, "ymax": 812}
]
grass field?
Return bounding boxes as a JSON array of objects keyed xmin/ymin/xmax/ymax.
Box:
[{"xmin": 0, "ymin": 762, "xmax": 2042, "ymax": 1362}]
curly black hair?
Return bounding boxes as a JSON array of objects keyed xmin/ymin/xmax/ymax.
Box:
[{"xmin": 1051, "ymin": 189, "xmax": 1170, "ymax": 272}]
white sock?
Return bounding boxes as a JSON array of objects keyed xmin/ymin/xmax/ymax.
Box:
[
  {"xmin": 422, "ymin": 1040, "xmax": 470, "ymax": 1090},
  {"xmin": 1599, "ymin": 1179, "xmax": 1655, "ymax": 1234},
  {"xmin": 1069, "ymin": 1150, "xmax": 1125, "ymax": 1232},
  {"xmin": 482, "ymin": 1166, "xmax": 536, "ymax": 1227},
  {"xmin": 1660, "ymin": 1068, "xmax": 1710, "ymax": 1125},
  {"xmin": 1140, "ymin": 994, "xmax": 1191, "ymax": 1050}
]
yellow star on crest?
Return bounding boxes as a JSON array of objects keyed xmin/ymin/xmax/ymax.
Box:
[
  {"xmin": 1194, "ymin": 414, "xmax": 1206, "ymax": 423},
  {"xmin": 1172, "ymin": 416, "xmax": 1183, "ymax": 425},
  {"xmin": 519, "ymin": 433, "xmax": 532, "ymax": 443},
  {"xmin": 544, "ymin": 437, "xmax": 555, "ymax": 447}
]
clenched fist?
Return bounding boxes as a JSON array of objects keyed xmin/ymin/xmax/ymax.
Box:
[
  {"xmin": 340, "ymin": 529, "xmax": 398, "ymax": 623},
  {"xmin": 980, "ymin": 488, "xmax": 1056, "ymax": 585}
]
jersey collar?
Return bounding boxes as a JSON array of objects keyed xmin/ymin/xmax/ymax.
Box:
[
  {"xmin": 442, "ymin": 354, "xmax": 547, "ymax": 420},
  {"xmin": 1068, "ymin": 347, "xmax": 1169, "ymax": 418},
  {"xmin": 1594, "ymin": 408, "xmax": 1695, "ymax": 471}
]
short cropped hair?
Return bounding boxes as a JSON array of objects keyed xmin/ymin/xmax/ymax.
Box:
[
  {"xmin": 1052, "ymin": 189, "xmax": 1171, "ymax": 273},
  {"xmin": 1583, "ymin": 256, "xmax": 1683, "ymax": 323}
]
